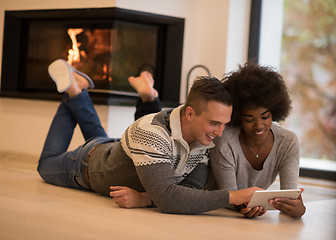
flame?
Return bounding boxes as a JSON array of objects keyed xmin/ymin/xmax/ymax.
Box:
[
  {"xmin": 67, "ymin": 28, "xmax": 83, "ymax": 65},
  {"xmin": 65, "ymin": 28, "xmax": 113, "ymax": 82}
]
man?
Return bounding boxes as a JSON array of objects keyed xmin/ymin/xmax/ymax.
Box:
[{"xmin": 38, "ymin": 59, "xmax": 259, "ymax": 214}]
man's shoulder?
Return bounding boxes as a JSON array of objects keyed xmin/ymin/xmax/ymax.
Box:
[
  {"xmin": 130, "ymin": 108, "xmax": 174, "ymax": 137},
  {"xmin": 152, "ymin": 108, "xmax": 173, "ymax": 128}
]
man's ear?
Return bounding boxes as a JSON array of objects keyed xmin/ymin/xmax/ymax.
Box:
[{"xmin": 185, "ymin": 106, "xmax": 194, "ymax": 121}]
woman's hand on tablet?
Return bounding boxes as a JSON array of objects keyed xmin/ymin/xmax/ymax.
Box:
[
  {"xmin": 269, "ymin": 188, "xmax": 306, "ymax": 218},
  {"xmin": 240, "ymin": 205, "xmax": 267, "ymax": 218}
]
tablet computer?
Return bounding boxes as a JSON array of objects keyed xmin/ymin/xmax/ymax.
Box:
[{"xmin": 246, "ymin": 189, "xmax": 301, "ymax": 210}]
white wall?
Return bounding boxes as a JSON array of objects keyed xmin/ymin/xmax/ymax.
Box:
[
  {"xmin": 225, "ymin": 0, "xmax": 251, "ymax": 73},
  {"xmin": 0, "ymin": 0, "xmax": 250, "ymax": 156}
]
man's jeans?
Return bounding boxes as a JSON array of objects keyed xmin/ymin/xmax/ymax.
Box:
[{"xmin": 37, "ymin": 90, "xmax": 162, "ymax": 190}]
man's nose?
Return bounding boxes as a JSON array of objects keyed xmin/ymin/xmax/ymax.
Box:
[{"xmin": 214, "ymin": 125, "xmax": 225, "ymax": 137}]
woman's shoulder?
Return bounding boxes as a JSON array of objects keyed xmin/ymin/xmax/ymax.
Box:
[
  {"xmin": 272, "ymin": 123, "xmax": 299, "ymax": 146},
  {"xmin": 213, "ymin": 126, "xmax": 240, "ymax": 145},
  {"xmin": 272, "ymin": 123, "xmax": 297, "ymax": 137}
]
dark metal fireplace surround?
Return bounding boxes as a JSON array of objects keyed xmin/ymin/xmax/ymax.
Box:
[{"xmin": 1, "ymin": 7, "xmax": 184, "ymax": 106}]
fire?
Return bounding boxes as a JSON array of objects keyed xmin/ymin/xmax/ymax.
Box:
[
  {"xmin": 67, "ymin": 28, "xmax": 83, "ymax": 65},
  {"xmin": 65, "ymin": 28, "xmax": 113, "ymax": 82}
]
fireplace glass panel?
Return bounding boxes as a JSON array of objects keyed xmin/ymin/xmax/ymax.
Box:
[{"xmin": 25, "ymin": 20, "xmax": 158, "ymax": 95}]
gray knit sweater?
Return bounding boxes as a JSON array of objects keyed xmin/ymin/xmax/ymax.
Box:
[
  {"xmin": 88, "ymin": 105, "xmax": 230, "ymax": 214},
  {"xmin": 210, "ymin": 124, "xmax": 300, "ymax": 191}
]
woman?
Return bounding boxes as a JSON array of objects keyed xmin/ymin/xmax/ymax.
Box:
[{"xmin": 210, "ymin": 62, "xmax": 306, "ymax": 218}]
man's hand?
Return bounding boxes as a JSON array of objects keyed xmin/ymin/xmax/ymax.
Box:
[
  {"xmin": 269, "ymin": 188, "xmax": 306, "ymax": 218},
  {"xmin": 109, "ymin": 186, "xmax": 152, "ymax": 208},
  {"xmin": 231, "ymin": 187, "xmax": 266, "ymax": 218},
  {"xmin": 229, "ymin": 187, "xmax": 262, "ymax": 206}
]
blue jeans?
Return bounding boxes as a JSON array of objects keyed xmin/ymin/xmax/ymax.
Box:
[{"xmin": 37, "ymin": 90, "xmax": 161, "ymax": 190}]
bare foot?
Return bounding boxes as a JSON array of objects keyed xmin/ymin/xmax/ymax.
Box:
[
  {"xmin": 128, "ymin": 71, "xmax": 158, "ymax": 102},
  {"xmin": 66, "ymin": 72, "xmax": 90, "ymax": 98},
  {"xmin": 73, "ymin": 72, "xmax": 90, "ymax": 90}
]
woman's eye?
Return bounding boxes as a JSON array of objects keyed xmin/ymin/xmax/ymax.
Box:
[
  {"xmin": 244, "ymin": 119, "xmax": 253, "ymax": 123},
  {"xmin": 262, "ymin": 115, "xmax": 270, "ymax": 120}
]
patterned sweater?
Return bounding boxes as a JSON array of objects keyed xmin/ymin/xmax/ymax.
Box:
[{"xmin": 88, "ymin": 105, "xmax": 230, "ymax": 214}]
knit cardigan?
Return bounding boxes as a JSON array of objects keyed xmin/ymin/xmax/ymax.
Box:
[{"xmin": 88, "ymin": 105, "xmax": 230, "ymax": 214}]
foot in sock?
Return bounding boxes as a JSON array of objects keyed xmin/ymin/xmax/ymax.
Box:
[
  {"xmin": 128, "ymin": 71, "xmax": 158, "ymax": 102},
  {"xmin": 48, "ymin": 59, "xmax": 94, "ymax": 94}
]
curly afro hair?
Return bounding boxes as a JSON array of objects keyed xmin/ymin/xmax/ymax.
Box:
[{"xmin": 222, "ymin": 61, "xmax": 292, "ymax": 127}]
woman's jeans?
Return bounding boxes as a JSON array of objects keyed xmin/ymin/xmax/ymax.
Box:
[{"xmin": 37, "ymin": 90, "xmax": 161, "ymax": 190}]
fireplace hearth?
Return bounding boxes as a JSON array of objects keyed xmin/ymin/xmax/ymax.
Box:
[{"xmin": 1, "ymin": 7, "xmax": 184, "ymax": 106}]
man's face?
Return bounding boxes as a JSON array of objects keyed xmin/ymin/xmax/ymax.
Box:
[{"xmin": 186, "ymin": 101, "xmax": 232, "ymax": 145}]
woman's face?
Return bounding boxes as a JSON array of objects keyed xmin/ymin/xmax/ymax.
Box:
[{"xmin": 240, "ymin": 106, "xmax": 272, "ymax": 140}]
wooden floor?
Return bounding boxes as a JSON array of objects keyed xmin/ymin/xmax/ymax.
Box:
[{"xmin": 0, "ymin": 151, "xmax": 336, "ymax": 240}]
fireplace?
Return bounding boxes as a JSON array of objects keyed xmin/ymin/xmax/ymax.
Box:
[{"xmin": 1, "ymin": 8, "xmax": 184, "ymax": 106}]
